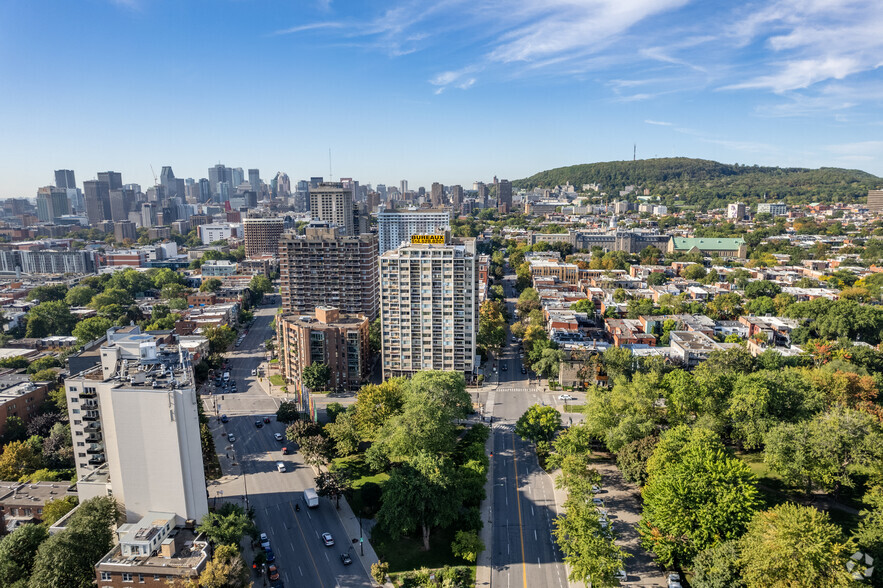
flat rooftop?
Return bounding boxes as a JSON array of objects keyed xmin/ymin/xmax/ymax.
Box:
[{"xmin": 97, "ymin": 527, "xmax": 208, "ymax": 577}]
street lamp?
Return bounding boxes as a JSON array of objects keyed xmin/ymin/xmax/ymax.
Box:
[{"xmin": 358, "ymin": 513, "xmax": 364, "ymax": 556}]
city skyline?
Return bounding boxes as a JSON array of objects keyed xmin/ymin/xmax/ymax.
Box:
[{"xmin": 2, "ymin": 0, "xmax": 883, "ymax": 198}]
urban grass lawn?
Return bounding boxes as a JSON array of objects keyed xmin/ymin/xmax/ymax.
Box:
[
  {"xmin": 268, "ymin": 374, "xmax": 286, "ymax": 387},
  {"xmin": 330, "ymin": 454, "xmax": 390, "ymax": 518},
  {"xmin": 373, "ymin": 524, "xmax": 474, "ymax": 576}
]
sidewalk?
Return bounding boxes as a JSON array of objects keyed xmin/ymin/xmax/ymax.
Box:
[
  {"xmin": 475, "ymin": 387, "xmax": 496, "ymax": 588},
  {"xmin": 334, "ymin": 492, "xmax": 383, "ymax": 585}
]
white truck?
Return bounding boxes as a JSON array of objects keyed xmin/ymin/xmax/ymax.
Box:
[{"xmin": 303, "ymin": 488, "xmax": 319, "ymax": 508}]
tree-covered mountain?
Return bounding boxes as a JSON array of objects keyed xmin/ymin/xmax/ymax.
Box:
[{"xmin": 513, "ymin": 158, "xmax": 882, "ymax": 208}]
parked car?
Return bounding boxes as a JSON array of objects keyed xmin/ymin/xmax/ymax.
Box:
[
  {"xmin": 276, "ymin": 462, "xmax": 286, "ymax": 472},
  {"xmin": 255, "ymin": 420, "xmax": 263, "ymax": 428},
  {"xmin": 558, "ymin": 394, "xmax": 575, "ymax": 401},
  {"xmin": 501, "ymin": 363, "xmax": 508, "ymax": 371},
  {"xmin": 260, "ymin": 533, "xmax": 270, "ymax": 550},
  {"xmin": 667, "ymin": 572, "xmax": 683, "ymax": 588},
  {"xmin": 322, "ymin": 532, "xmax": 334, "ymax": 547},
  {"xmin": 615, "ymin": 568, "xmax": 626, "ymax": 582},
  {"xmin": 340, "ymin": 552, "xmax": 353, "ymax": 565},
  {"xmin": 263, "ymin": 416, "xmax": 271, "ymax": 424},
  {"xmin": 592, "ymin": 497, "xmax": 604, "ymax": 508},
  {"xmin": 268, "ymin": 564, "xmax": 280, "ymax": 581},
  {"xmin": 251, "ymin": 369, "xmax": 257, "ymax": 376},
  {"xmin": 220, "ymin": 414, "xmax": 228, "ymax": 423},
  {"xmin": 281, "ymin": 447, "xmax": 289, "ymax": 455},
  {"xmin": 227, "ymin": 433, "xmax": 235, "ymax": 442},
  {"xmin": 521, "ymin": 367, "xmax": 527, "ymax": 374},
  {"xmin": 274, "ymin": 433, "xmax": 283, "ymax": 441},
  {"xmin": 265, "ymin": 550, "xmax": 275, "ymax": 562}
]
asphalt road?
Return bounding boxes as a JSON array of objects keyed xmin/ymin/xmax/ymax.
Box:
[
  {"xmin": 205, "ymin": 304, "xmax": 373, "ymax": 588},
  {"xmin": 488, "ymin": 275, "xmax": 570, "ymax": 588}
]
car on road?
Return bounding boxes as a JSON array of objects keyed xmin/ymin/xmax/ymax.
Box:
[
  {"xmin": 265, "ymin": 549, "xmax": 275, "ymax": 562},
  {"xmin": 227, "ymin": 433, "xmax": 235, "ymax": 442},
  {"xmin": 501, "ymin": 363, "xmax": 508, "ymax": 371},
  {"xmin": 251, "ymin": 369, "xmax": 257, "ymax": 376},
  {"xmin": 340, "ymin": 552, "xmax": 353, "ymax": 565},
  {"xmin": 260, "ymin": 533, "xmax": 270, "ymax": 550},
  {"xmin": 268, "ymin": 564, "xmax": 280, "ymax": 581},
  {"xmin": 321, "ymin": 532, "xmax": 334, "ymax": 547},
  {"xmin": 274, "ymin": 433, "xmax": 283, "ymax": 441},
  {"xmin": 281, "ymin": 447, "xmax": 289, "ymax": 455},
  {"xmin": 263, "ymin": 416, "xmax": 271, "ymax": 424},
  {"xmin": 276, "ymin": 462, "xmax": 286, "ymax": 472},
  {"xmin": 220, "ymin": 414, "xmax": 228, "ymax": 423},
  {"xmin": 559, "ymin": 394, "xmax": 575, "ymax": 401},
  {"xmin": 667, "ymin": 572, "xmax": 682, "ymax": 588},
  {"xmin": 521, "ymin": 367, "xmax": 527, "ymax": 374},
  {"xmin": 255, "ymin": 420, "xmax": 263, "ymax": 428}
]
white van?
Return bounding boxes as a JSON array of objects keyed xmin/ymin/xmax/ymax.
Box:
[
  {"xmin": 223, "ymin": 372, "xmax": 230, "ymax": 382},
  {"xmin": 251, "ymin": 368, "xmax": 257, "ymax": 376}
]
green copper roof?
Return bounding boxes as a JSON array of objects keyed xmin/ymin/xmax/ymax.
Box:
[{"xmin": 671, "ymin": 237, "xmax": 745, "ymax": 250}]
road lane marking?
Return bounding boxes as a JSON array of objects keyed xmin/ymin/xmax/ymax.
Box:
[
  {"xmin": 287, "ymin": 502, "xmax": 325, "ymax": 588},
  {"xmin": 534, "ymin": 530, "xmax": 537, "ymax": 541},
  {"xmin": 511, "ymin": 432, "xmax": 528, "ymax": 588}
]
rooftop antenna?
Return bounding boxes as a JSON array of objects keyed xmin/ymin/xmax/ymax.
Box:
[
  {"xmin": 633, "ymin": 144, "xmax": 636, "ymax": 162},
  {"xmin": 328, "ymin": 148, "xmax": 333, "ymax": 182}
]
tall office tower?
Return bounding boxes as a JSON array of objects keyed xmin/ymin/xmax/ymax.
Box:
[
  {"xmin": 36, "ymin": 186, "xmax": 70, "ymax": 222},
  {"xmin": 377, "ymin": 184, "xmax": 387, "ymax": 199},
  {"xmin": 248, "ymin": 168, "xmax": 260, "ymax": 192},
  {"xmin": 114, "ymin": 220, "xmax": 137, "ymax": 242},
  {"xmin": 198, "ymin": 178, "xmax": 211, "ymax": 203},
  {"xmin": 400, "ymin": 180, "xmax": 408, "ymax": 197},
  {"xmin": 159, "ymin": 166, "xmax": 184, "ymax": 197},
  {"xmin": 430, "ymin": 182, "xmax": 444, "ymax": 207},
  {"xmin": 64, "ymin": 331, "xmax": 207, "ymax": 524},
  {"xmin": 498, "ymin": 179, "xmax": 512, "ymax": 213},
  {"xmin": 243, "ymin": 190, "xmax": 258, "ymax": 209},
  {"xmin": 208, "ymin": 164, "xmax": 224, "ymax": 196},
  {"xmin": 218, "ymin": 182, "xmax": 230, "ymax": 203},
  {"xmin": 141, "ymin": 202, "xmax": 157, "ymax": 228},
  {"xmin": 109, "ymin": 189, "xmax": 134, "ymax": 221},
  {"xmin": 84, "ymin": 180, "xmax": 111, "ymax": 225},
  {"xmin": 310, "ymin": 182, "xmax": 355, "ymax": 235},
  {"xmin": 380, "ymin": 236, "xmax": 478, "ymax": 379},
  {"xmin": 451, "ymin": 185, "xmax": 463, "ymax": 210},
  {"xmin": 295, "ymin": 180, "xmax": 310, "ymax": 212},
  {"xmin": 377, "ymin": 208, "xmax": 452, "ymax": 255},
  {"xmin": 275, "ymin": 172, "xmax": 291, "ymax": 197},
  {"xmin": 97, "ymin": 171, "xmax": 123, "ymax": 190},
  {"xmin": 243, "ymin": 216, "xmax": 284, "ymax": 257},
  {"xmin": 279, "ymin": 222, "xmax": 379, "ymax": 319},
  {"xmin": 55, "ymin": 169, "xmax": 76, "ymax": 189},
  {"xmin": 231, "ymin": 167, "xmax": 244, "ymax": 189},
  {"xmin": 476, "ymin": 182, "xmax": 488, "ymax": 207}
]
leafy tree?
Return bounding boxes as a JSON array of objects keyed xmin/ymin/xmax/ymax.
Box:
[
  {"xmin": 616, "ymin": 434, "xmax": 658, "ymax": 486},
  {"xmin": 275, "ymin": 401, "xmax": 300, "ymax": 424},
  {"xmin": 196, "ymin": 543, "xmax": 249, "ymax": 588},
  {"xmin": 727, "ymin": 369, "xmax": 816, "ymax": 449},
  {"xmin": 515, "ymin": 404, "xmax": 562, "ymax": 443},
  {"xmin": 353, "ymin": 379, "xmax": 406, "ymax": 438},
  {"xmin": 29, "ymin": 284, "xmax": 68, "ymax": 303},
  {"xmin": 570, "ymin": 298, "xmax": 596, "ymax": 313},
  {"xmin": 0, "ymin": 524, "xmax": 49, "ymax": 586},
  {"xmin": 691, "ymin": 541, "xmax": 745, "ymax": 588},
  {"xmin": 315, "ymin": 470, "xmax": 351, "ymax": 509},
  {"xmin": 149, "ymin": 267, "xmax": 184, "ymax": 289},
  {"xmin": 302, "ymin": 362, "xmax": 330, "ymax": 391},
  {"xmin": 409, "ymin": 370, "xmax": 472, "ymax": 419},
  {"xmin": 42, "ymin": 422, "xmax": 73, "ymax": 470},
  {"xmin": 477, "ymin": 300, "xmax": 507, "ymax": 354},
  {"xmin": 451, "ymin": 530, "xmax": 484, "ymax": 563},
  {"xmin": 200, "ymin": 278, "xmax": 222, "ymax": 293},
  {"xmin": 682, "ymin": 264, "xmax": 707, "ymax": 280},
  {"xmin": 88, "ymin": 287, "xmax": 133, "ymax": 310},
  {"xmin": 325, "ymin": 402, "xmax": 346, "ymax": 423},
  {"xmin": 28, "ymin": 496, "xmax": 121, "ymax": 588},
  {"xmin": 532, "ymin": 347, "xmax": 564, "ymax": 379},
  {"xmin": 583, "ymin": 372, "xmax": 663, "ymax": 452},
  {"xmin": 285, "ymin": 420, "xmax": 322, "ymax": 444},
  {"xmin": 855, "ymin": 486, "xmax": 883, "ymax": 587},
  {"xmin": 0, "ymin": 439, "xmax": 43, "ymax": 480},
  {"xmin": 744, "ymin": 279, "xmax": 782, "ymax": 299},
  {"xmin": 516, "ymin": 288, "xmax": 541, "ymax": 315},
  {"xmin": 72, "ymin": 316, "xmax": 113, "ymax": 345},
  {"xmin": 640, "ymin": 426, "xmax": 761, "ymax": 568},
  {"xmin": 41, "ymin": 496, "xmax": 78, "ymax": 526},
  {"xmin": 376, "ymin": 389, "xmax": 458, "ymax": 461},
  {"xmin": 739, "ymin": 503, "xmax": 856, "ymax": 588},
  {"xmin": 600, "ymin": 346, "xmax": 633, "ymax": 381},
  {"xmin": 745, "ymin": 295, "xmax": 776, "ymax": 316},
  {"xmin": 2, "ymin": 416, "xmax": 27, "ymax": 443},
  {"xmin": 369, "ymin": 317, "xmax": 381, "ymax": 352},
  {"xmin": 646, "ymin": 271, "xmax": 668, "ymax": 286},
  {"xmin": 300, "ymin": 434, "xmax": 332, "ymax": 470},
  {"xmin": 30, "ymin": 369, "xmax": 58, "ymax": 384},
  {"xmin": 376, "ymin": 452, "xmax": 460, "ymax": 551},
  {"xmin": 25, "ymin": 413, "xmax": 60, "ymax": 438},
  {"xmin": 325, "ymin": 410, "xmax": 359, "ymax": 456},
  {"xmin": 160, "ymin": 283, "xmax": 187, "ymax": 300},
  {"xmin": 248, "ymin": 275, "xmax": 272, "ymax": 303},
  {"xmin": 197, "ymin": 503, "xmax": 254, "ymax": 547},
  {"xmin": 25, "ymin": 301, "xmax": 77, "ymax": 337},
  {"xmin": 26, "ymin": 356, "xmax": 61, "ymax": 375},
  {"xmin": 203, "ymin": 324, "xmax": 236, "ymax": 354}
]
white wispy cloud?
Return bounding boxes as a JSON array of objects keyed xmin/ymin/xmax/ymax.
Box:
[
  {"xmin": 272, "ymin": 22, "xmax": 346, "ymax": 36},
  {"xmin": 645, "ymin": 120, "xmax": 674, "ymax": 126}
]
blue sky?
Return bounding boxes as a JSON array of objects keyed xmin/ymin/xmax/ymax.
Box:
[{"xmin": 1, "ymin": 0, "xmax": 882, "ymax": 198}]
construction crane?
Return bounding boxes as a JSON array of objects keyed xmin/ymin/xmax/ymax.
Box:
[{"xmin": 150, "ymin": 164, "xmax": 158, "ymax": 187}]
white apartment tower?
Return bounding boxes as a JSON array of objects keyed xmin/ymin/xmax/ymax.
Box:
[
  {"xmin": 310, "ymin": 182, "xmax": 354, "ymax": 235},
  {"xmin": 377, "ymin": 208, "xmax": 452, "ymax": 255},
  {"xmin": 64, "ymin": 327, "xmax": 208, "ymax": 524},
  {"xmin": 380, "ymin": 237, "xmax": 477, "ymax": 380}
]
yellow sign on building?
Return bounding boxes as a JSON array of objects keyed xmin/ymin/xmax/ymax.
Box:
[{"xmin": 411, "ymin": 234, "xmax": 445, "ymax": 244}]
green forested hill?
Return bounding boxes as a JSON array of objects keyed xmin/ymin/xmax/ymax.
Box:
[{"xmin": 513, "ymin": 158, "xmax": 882, "ymax": 208}]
